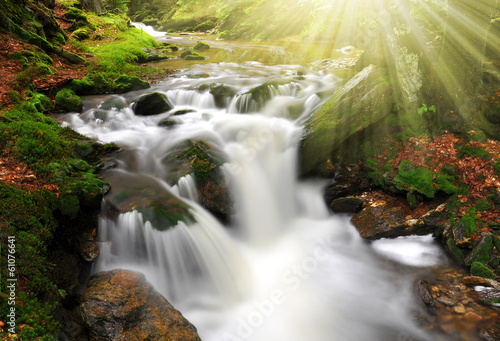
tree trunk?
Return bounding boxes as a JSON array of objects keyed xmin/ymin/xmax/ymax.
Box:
[{"xmin": 79, "ymin": 0, "xmax": 106, "ymax": 14}]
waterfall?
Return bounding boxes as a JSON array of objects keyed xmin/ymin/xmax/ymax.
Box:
[{"xmin": 61, "ymin": 61, "xmax": 448, "ymax": 341}]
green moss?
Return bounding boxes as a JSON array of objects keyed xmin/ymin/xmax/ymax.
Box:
[
  {"xmin": 494, "ymin": 161, "xmax": 500, "ymax": 177},
  {"xmin": 55, "ymin": 88, "xmax": 83, "ymax": 113},
  {"xmin": 192, "ymin": 20, "xmax": 216, "ymax": 32},
  {"xmin": 467, "ymin": 235, "xmax": 493, "ymax": 266},
  {"xmin": 193, "ymin": 40, "xmax": 210, "ymax": 50},
  {"xmin": 476, "ymin": 199, "xmax": 493, "ymax": 212},
  {"xmin": 456, "ymin": 144, "xmax": 492, "ymax": 161},
  {"xmin": 394, "ymin": 160, "xmax": 435, "ymax": 198},
  {"xmin": 93, "ymin": 27, "xmax": 159, "ymax": 72},
  {"xmin": 71, "ymin": 28, "xmax": 90, "ymax": 41},
  {"xmin": 447, "ymin": 237, "xmax": 465, "ymax": 265},
  {"xmin": 113, "ymin": 74, "xmax": 150, "ymax": 93},
  {"xmin": 174, "ymin": 140, "xmax": 220, "ymax": 185},
  {"xmin": 470, "ymin": 261, "xmax": 495, "ymax": 279}
]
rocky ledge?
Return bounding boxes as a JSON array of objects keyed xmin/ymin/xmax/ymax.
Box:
[{"xmin": 81, "ymin": 269, "xmax": 201, "ymax": 341}]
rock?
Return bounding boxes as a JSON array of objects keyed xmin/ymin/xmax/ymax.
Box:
[
  {"xmin": 436, "ymin": 297, "xmax": 455, "ymax": 306},
  {"xmin": 351, "ymin": 199, "xmax": 434, "ymax": 240},
  {"xmin": 71, "ymin": 28, "xmax": 90, "ymax": 41},
  {"xmin": 132, "ymin": 92, "xmax": 173, "ymax": 116},
  {"xmin": 465, "ymin": 235, "xmax": 493, "ymax": 266},
  {"xmin": 102, "ymin": 170, "xmax": 194, "ymax": 231},
  {"xmin": 452, "ymin": 220, "xmax": 473, "ymax": 247},
  {"xmin": 453, "ymin": 304, "xmax": 466, "ymax": 314},
  {"xmin": 463, "ymin": 276, "xmax": 493, "ymax": 287},
  {"xmin": 417, "ymin": 280, "xmax": 436, "ymax": 315},
  {"xmin": 99, "ymin": 96, "xmax": 128, "ymax": 111},
  {"xmin": 55, "ymin": 88, "xmax": 83, "ymax": 113},
  {"xmin": 78, "ymin": 231, "xmax": 99, "ymax": 262},
  {"xmin": 113, "ymin": 75, "xmax": 150, "ymax": 94},
  {"xmin": 81, "ymin": 269, "xmax": 201, "ymax": 341},
  {"xmin": 193, "ymin": 40, "xmax": 210, "ymax": 50},
  {"xmin": 299, "ymin": 65, "xmax": 393, "ymax": 176},
  {"xmin": 172, "ymin": 109, "xmax": 195, "ymax": 116},
  {"xmin": 158, "ymin": 118, "xmax": 178, "ymax": 127},
  {"xmin": 162, "ymin": 140, "xmax": 232, "ymax": 220},
  {"xmin": 142, "ymin": 48, "xmax": 171, "ymax": 62},
  {"xmin": 465, "ymin": 312, "xmax": 482, "ymax": 322},
  {"xmin": 181, "ymin": 49, "xmax": 206, "ymax": 60},
  {"xmin": 330, "ymin": 197, "xmax": 364, "ymax": 213},
  {"xmin": 209, "ymin": 83, "xmax": 236, "ymax": 108}
]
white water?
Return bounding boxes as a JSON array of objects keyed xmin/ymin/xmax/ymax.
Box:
[{"xmin": 61, "ymin": 62, "xmax": 449, "ymax": 341}]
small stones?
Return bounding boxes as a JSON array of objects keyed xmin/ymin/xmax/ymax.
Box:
[
  {"xmin": 464, "ymin": 312, "xmax": 482, "ymax": 322},
  {"xmin": 453, "ymin": 304, "xmax": 466, "ymax": 314}
]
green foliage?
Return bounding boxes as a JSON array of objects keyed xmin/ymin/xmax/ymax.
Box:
[
  {"xmin": 55, "ymin": 88, "xmax": 83, "ymax": 113},
  {"xmin": 394, "ymin": 160, "xmax": 435, "ymax": 198},
  {"xmin": 417, "ymin": 103, "xmax": 436, "ymax": 116},
  {"xmin": 470, "ymin": 261, "xmax": 495, "ymax": 279}
]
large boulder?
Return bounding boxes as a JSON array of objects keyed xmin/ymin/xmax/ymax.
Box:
[
  {"xmin": 132, "ymin": 92, "xmax": 173, "ymax": 116},
  {"xmin": 299, "ymin": 65, "xmax": 394, "ymax": 176},
  {"xmin": 81, "ymin": 269, "xmax": 201, "ymax": 341}
]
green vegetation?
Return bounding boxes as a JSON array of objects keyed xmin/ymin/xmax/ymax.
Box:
[
  {"xmin": 55, "ymin": 88, "xmax": 83, "ymax": 112},
  {"xmin": 456, "ymin": 144, "xmax": 492, "ymax": 161},
  {"xmin": 193, "ymin": 41, "xmax": 210, "ymax": 50},
  {"xmin": 470, "ymin": 261, "xmax": 495, "ymax": 279},
  {"xmin": 0, "ymin": 97, "xmax": 114, "ymax": 338}
]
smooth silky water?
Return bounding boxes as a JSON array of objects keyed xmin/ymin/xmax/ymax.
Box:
[{"xmin": 60, "ymin": 33, "xmax": 452, "ymax": 341}]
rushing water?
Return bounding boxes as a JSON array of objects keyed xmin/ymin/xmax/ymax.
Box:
[{"xmin": 60, "ymin": 38, "xmax": 452, "ymax": 341}]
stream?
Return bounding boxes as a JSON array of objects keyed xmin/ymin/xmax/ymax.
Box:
[{"xmin": 59, "ymin": 28, "xmax": 453, "ymax": 341}]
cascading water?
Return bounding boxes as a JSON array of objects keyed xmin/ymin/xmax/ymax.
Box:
[{"xmin": 61, "ymin": 60, "xmax": 450, "ymax": 340}]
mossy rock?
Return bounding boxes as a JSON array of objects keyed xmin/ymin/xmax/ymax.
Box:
[
  {"xmin": 102, "ymin": 170, "xmax": 194, "ymax": 231},
  {"xmin": 162, "ymin": 140, "xmax": 231, "ymax": 219},
  {"xmin": 55, "ymin": 88, "xmax": 83, "ymax": 113},
  {"xmin": 71, "ymin": 28, "xmax": 90, "ymax": 41},
  {"xmin": 218, "ymin": 30, "xmax": 232, "ymax": 40},
  {"xmin": 132, "ymin": 92, "xmax": 173, "ymax": 116},
  {"xmin": 465, "ymin": 235, "xmax": 493, "ymax": 266},
  {"xmin": 99, "ymin": 96, "xmax": 128, "ymax": 111},
  {"xmin": 181, "ymin": 49, "xmax": 206, "ymax": 60},
  {"xmin": 113, "ymin": 75, "xmax": 150, "ymax": 94},
  {"xmin": 299, "ymin": 65, "xmax": 394, "ymax": 176},
  {"xmin": 470, "ymin": 261, "xmax": 495, "ymax": 279},
  {"xmin": 209, "ymin": 83, "xmax": 236, "ymax": 108},
  {"xmin": 193, "ymin": 41, "xmax": 210, "ymax": 50},
  {"xmin": 193, "ymin": 20, "xmax": 215, "ymax": 32}
]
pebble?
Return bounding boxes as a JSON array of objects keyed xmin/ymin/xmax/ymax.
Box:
[
  {"xmin": 437, "ymin": 297, "xmax": 455, "ymax": 306},
  {"xmin": 453, "ymin": 304, "xmax": 466, "ymax": 314},
  {"xmin": 464, "ymin": 312, "xmax": 482, "ymax": 322}
]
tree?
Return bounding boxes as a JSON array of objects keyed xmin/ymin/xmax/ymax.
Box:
[{"xmin": 80, "ymin": 0, "xmax": 106, "ymax": 14}]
